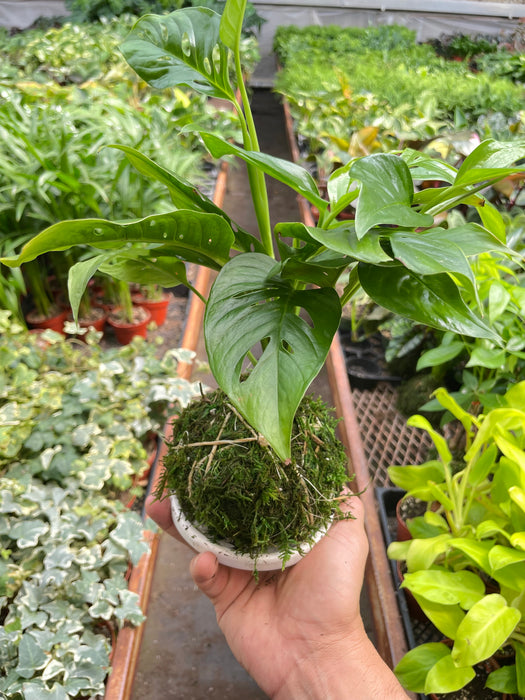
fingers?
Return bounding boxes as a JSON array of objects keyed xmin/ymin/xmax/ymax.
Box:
[{"xmin": 145, "ymin": 493, "xmax": 185, "ymax": 544}]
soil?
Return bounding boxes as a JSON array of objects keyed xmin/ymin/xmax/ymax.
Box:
[
  {"xmin": 108, "ymin": 304, "xmax": 150, "ymax": 325},
  {"xmin": 398, "ymin": 495, "xmax": 429, "ymax": 521},
  {"xmin": 25, "ymin": 304, "xmax": 65, "ymax": 324}
]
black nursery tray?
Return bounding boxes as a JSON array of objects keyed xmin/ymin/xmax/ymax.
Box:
[{"xmin": 375, "ymin": 486, "xmax": 442, "ymax": 700}]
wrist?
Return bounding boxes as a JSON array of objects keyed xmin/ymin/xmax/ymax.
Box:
[{"xmin": 272, "ymin": 622, "xmax": 409, "ymax": 700}]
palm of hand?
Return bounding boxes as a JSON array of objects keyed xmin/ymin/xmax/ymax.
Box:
[{"xmin": 190, "ymin": 500, "xmax": 368, "ymax": 698}]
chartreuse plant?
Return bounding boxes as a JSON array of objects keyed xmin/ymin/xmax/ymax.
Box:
[
  {"xmin": 387, "ymin": 384, "xmax": 525, "ymax": 697},
  {"xmin": 2, "ymin": 0, "xmax": 525, "ymax": 461}
]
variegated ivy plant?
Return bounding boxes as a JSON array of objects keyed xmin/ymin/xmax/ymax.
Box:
[{"xmin": 2, "ymin": 0, "xmax": 524, "ymax": 460}]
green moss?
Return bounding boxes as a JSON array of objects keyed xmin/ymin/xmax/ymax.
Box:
[{"xmin": 157, "ymin": 389, "xmax": 351, "ymax": 560}]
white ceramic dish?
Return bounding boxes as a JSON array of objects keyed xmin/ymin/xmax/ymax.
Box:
[{"xmin": 170, "ymin": 493, "xmax": 331, "ymax": 571}]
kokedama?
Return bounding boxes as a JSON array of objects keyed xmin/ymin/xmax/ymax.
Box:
[{"xmin": 2, "ymin": 0, "xmax": 524, "ymax": 567}]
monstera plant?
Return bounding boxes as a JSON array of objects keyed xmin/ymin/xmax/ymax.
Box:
[{"xmin": 2, "ymin": 0, "xmax": 524, "ymax": 567}]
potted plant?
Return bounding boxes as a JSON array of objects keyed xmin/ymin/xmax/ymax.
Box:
[
  {"xmin": 387, "ymin": 385, "xmax": 525, "ymax": 698},
  {"xmin": 22, "ymin": 260, "xmax": 69, "ymax": 334},
  {"xmin": 106, "ymin": 279, "xmax": 151, "ymax": 344},
  {"xmin": 132, "ymin": 283, "xmax": 171, "ymax": 327},
  {"xmin": 2, "ymin": 1, "xmax": 525, "ymax": 569}
]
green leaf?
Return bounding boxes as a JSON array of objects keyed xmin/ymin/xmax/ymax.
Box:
[
  {"xmin": 416, "ymin": 342, "xmax": 465, "ymax": 371},
  {"xmin": 204, "ymin": 253, "xmax": 341, "ymax": 459},
  {"xmin": 200, "ymin": 132, "xmax": 327, "ymax": 210},
  {"xmin": 388, "ymin": 461, "xmax": 445, "ymax": 495},
  {"xmin": 110, "ymin": 145, "xmax": 263, "ymax": 254},
  {"xmin": 489, "ymin": 544, "xmax": 525, "ymax": 571},
  {"xmin": 468, "ymin": 443, "xmax": 498, "ymax": 487},
  {"xmin": 412, "ymin": 593, "xmax": 465, "ymax": 639},
  {"xmin": 68, "ymin": 254, "xmax": 116, "ymax": 322},
  {"xmin": 394, "ymin": 642, "xmax": 451, "ymax": 692},
  {"xmin": 110, "ymin": 513, "xmax": 150, "ymax": 565},
  {"xmin": 2, "ymin": 211, "xmax": 235, "ymax": 271},
  {"xmin": 349, "ymin": 153, "xmax": 433, "ymax": 238},
  {"xmin": 10, "ymin": 519, "xmax": 49, "ymax": 548},
  {"xmin": 424, "ymin": 223, "xmax": 513, "ymax": 258},
  {"xmin": 452, "ymin": 594, "xmax": 520, "ymax": 666},
  {"xmin": 307, "ymin": 222, "xmax": 391, "ymax": 264},
  {"xmin": 466, "ymin": 346, "xmax": 507, "ymax": 369},
  {"xmin": 280, "ymin": 257, "xmax": 348, "ymax": 289},
  {"xmin": 390, "ymin": 230, "xmax": 479, "ymax": 306},
  {"xmin": 406, "ymin": 415, "xmax": 452, "ymax": 463},
  {"xmin": 406, "ymin": 534, "xmax": 452, "ymax": 572},
  {"xmin": 402, "ymin": 569, "xmax": 485, "ymax": 608},
  {"xmin": 425, "ymin": 652, "xmax": 475, "ymax": 694},
  {"xmin": 98, "ymin": 254, "xmax": 189, "ymax": 289},
  {"xmin": 358, "ymin": 263, "xmax": 499, "ymax": 341},
  {"xmin": 449, "ymin": 538, "xmax": 493, "ymax": 572},
  {"xmin": 455, "ymin": 138, "xmax": 525, "ymax": 185},
  {"xmin": 115, "ymin": 589, "xmax": 146, "ymax": 626},
  {"xmin": 16, "ymin": 634, "xmax": 48, "ymax": 678},
  {"xmin": 121, "ymin": 8, "xmax": 235, "ymax": 100},
  {"xmin": 477, "ymin": 200, "xmax": 507, "ymax": 242},
  {"xmin": 401, "ymin": 148, "xmax": 458, "ymax": 184},
  {"xmin": 486, "ymin": 665, "xmax": 518, "ymax": 695},
  {"xmin": 220, "ymin": 0, "xmax": 246, "ymax": 49},
  {"xmin": 22, "ymin": 684, "xmax": 68, "ymax": 700}
]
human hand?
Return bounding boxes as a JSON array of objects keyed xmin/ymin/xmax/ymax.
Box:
[{"xmin": 146, "ymin": 493, "xmax": 409, "ymax": 700}]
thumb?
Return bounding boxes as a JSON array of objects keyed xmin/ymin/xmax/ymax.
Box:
[{"xmin": 190, "ymin": 551, "xmax": 227, "ymax": 599}]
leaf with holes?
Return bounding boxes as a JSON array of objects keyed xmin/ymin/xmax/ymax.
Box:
[
  {"xmin": 204, "ymin": 253, "xmax": 341, "ymax": 460},
  {"xmin": 121, "ymin": 8, "xmax": 235, "ymax": 100}
]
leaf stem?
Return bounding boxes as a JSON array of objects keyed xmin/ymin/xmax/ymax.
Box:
[{"xmin": 233, "ymin": 51, "xmax": 273, "ymax": 258}]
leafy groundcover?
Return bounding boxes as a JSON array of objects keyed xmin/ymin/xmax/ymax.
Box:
[{"xmin": 0, "ymin": 313, "xmax": 201, "ymax": 699}]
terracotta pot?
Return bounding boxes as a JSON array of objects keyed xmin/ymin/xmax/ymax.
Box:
[
  {"xmin": 396, "ymin": 560, "xmax": 428, "ymax": 622},
  {"xmin": 107, "ymin": 307, "xmax": 151, "ymax": 345},
  {"xmin": 68, "ymin": 307, "xmax": 107, "ymax": 337},
  {"xmin": 25, "ymin": 306, "xmax": 69, "ymax": 335},
  {"xmin": 132, "ymin": 292, "xmax": 170, "ymax": 327},
  {"xmin": 396, "ymin": 496, "xmax": 438, "ymax": 542}
]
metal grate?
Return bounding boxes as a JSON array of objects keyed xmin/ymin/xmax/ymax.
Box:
[{"xmin": 351, "ymin": 382, "xmax": 434, "ymax": 486}]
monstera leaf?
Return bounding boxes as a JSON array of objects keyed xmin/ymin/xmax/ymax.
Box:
[
  {"xmin": 121, "ymin": 8, "xmax": 235, "ymax": 101},
  {"xmin": 204, "ymin": 253, "xmax": 341, "ymax": 460}
]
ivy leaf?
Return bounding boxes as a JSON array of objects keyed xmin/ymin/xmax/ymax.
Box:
[
  {"xmin": 77, "ymin": 459, "xmax": 111, "ymax": 491},
  {"xmin": 10, "ymin": 519, "xmax": 49, "ymax": 548},
  {"xmin": 22, "ymin": 683, "xmax": 68, "ymax": 700},
  {"xmin": 16, "ymin": 634, "xmax": 48, "ymax": 678},
  {"xmin": 110, "ymin": 514, "xmax": 149, "ymax": 565},
  {"xmin": 115, "ymin": 589, "xmax": 146, "ymax": 626}
]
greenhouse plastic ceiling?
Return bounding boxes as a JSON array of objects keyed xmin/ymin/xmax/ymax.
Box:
[{"xmin": 1, "ymin": 0, "xmax": 524, "ymax": 30}]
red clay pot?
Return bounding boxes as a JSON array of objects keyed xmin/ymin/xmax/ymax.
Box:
[
  {"xmin": 26, "ymin": 307, "xmax": 69, "ymax": 335},
  {"xmin": 107, "ymin": 307, "xmax": 151, "ymax": 345},
  {"xmin": 68, "ymin": 307, "xmax": 107, "ymax": 337},
  {"xmin": 132, "ymin": 293, "xmax": 170, "ymax": 327}
]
